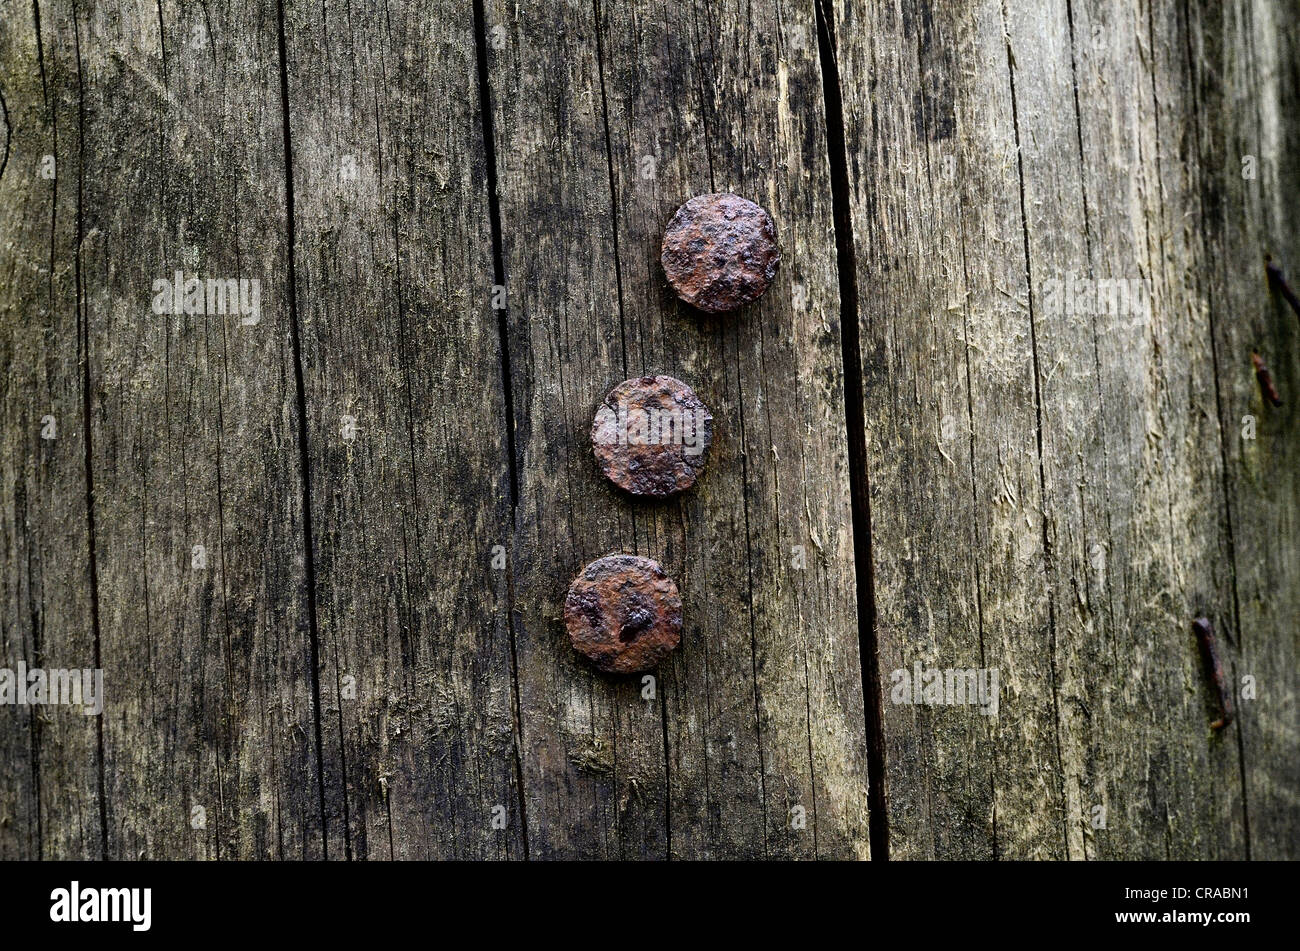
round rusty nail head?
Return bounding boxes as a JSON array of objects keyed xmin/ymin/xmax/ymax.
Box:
[
  {"xmin": 565, "ymin": 554, "xmax": 682, "ymax": 674},
  {"xmin": 661, "ymin": 192, "xmax": 780, "ymax": 313},
  {"xmin": 591, "ymin": 375, "xmax": 712, "ymax": 497}
]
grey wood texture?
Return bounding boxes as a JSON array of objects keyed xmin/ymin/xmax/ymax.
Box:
[{"xmin": 0, "ymin": 0, "xmax": 1294, "ymax": 859}]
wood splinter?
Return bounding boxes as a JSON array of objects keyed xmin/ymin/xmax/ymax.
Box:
[{"xmin": 1192, "ymin": 617, "xmax": 1234, "ymax": 731}]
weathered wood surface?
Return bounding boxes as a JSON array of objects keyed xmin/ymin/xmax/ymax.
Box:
[
  {"xmin": 0, "ymin": 0, "xmax": 1296, "ymax": 860},
  {"xmin": 832, "ymin": 0, "xmax": 1299, "ymax": 858},
  {"xmin": 486, "ymin": 0, "xmax": 869, "ymax": 859}
]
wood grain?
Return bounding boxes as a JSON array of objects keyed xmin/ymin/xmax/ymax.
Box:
[
  {"xmin": 1185, "ymin": 0, "xmax": 1300, "ymax": 859},
  {"xmin": 280, "ymin": 0, "xmax": 523, "ymax": 859},
  {"xmin": 485, "ymin": 0, "xmax": 870, "ymax": 859},
  {"xmin": 0, "ymin": 0, "xmax": 101, "ymax": 860},
  {"xmin": 828, "ymin": 0, "xmax": 1294, "ymax": 858},
  {"xmin": 0, "ymin": 0, "xmax": 1295, "ymax": 860}
]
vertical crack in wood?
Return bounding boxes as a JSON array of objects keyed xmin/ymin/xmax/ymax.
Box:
[
  {"xmin": 68, "ymin": 1, "xmax": 108, "ymax": 861},
  {"xmin": 0, "ymin": 87, "xmax": 11, "ymax": 185},
  {"xmin": 26, "ymin": 499, "xmax": 43, "ymax": 856},
  {"xmin": 590, "ymin": 0, "xmax": 630, "ymax": 380},
  {"xmin": 471, "ymin": 0, "xmax": 531, "ymax": 859},
  {"xmin": 20, "ymin": 1, "xmax": 46, "ymax": 861},
  {"xmin": 274, "ymin": 0, "xmax": 340, "ymax": 860},
  {"xmin": 472, "ymin": 10, "xmax": 520, "ymax": 512},
  {"xmin": 731, "ymin": 327, "xmax": 771, "ymax": 857},
  {"xmin": 31, "ymin": 0, "xmax": 48, "ymax": 104},
  {"xmin": 153, "ymin": 0, "xmax": 168, "ymax": 84},
  {"xmin": 815, "ymin": 0, "xmax": 888, "ymax": 861},
  {"xmin": 999, "ymin": 0, "xmax": 1070, "ymax": 859},
  {"xmin": 1060, "ymin": 0, "xmax": 1101, "ymax": 863}
]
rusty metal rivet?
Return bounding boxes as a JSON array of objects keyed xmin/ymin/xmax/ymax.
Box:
[
  {"xmin": 565, "ymin": 554, "xmax": 682, "ymax": 674},
  {"xmin": 661, "ymin": 193, "xmax": 780, "ymax": 313},
  {"xmin": 592, "ymin": 375, "xmax": 712, "ymax": 497}
]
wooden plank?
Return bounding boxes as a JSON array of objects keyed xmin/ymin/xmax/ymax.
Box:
[
  {"xmin": 1008, "ymin": 0, "xmax": 1243, "ymax": 858},
  {"xmin": 280, "ymin": 0, "xmax": 524, "ymax": 858},
  {"xmin": 1185, "ymin": 0, "xmax": 1300, "ymax": 859},
  {"xmin": 831, "ymin": 0, "xmax": 1060, "ymax": 858},
  {"xmin": 598, "ymin": 0, "xmax": 870, "ymax": 859},
  {"xmin": 57, "ymin": 0, "xmax": 322, "ymax": 858},
  {"xmin": 829, "ymin": 0, "xmax": 1290, "ymax": 858},
  {"xmin": 0, "ymin": 0, "xmax": 102, "ymax": 860},
  {"xmin": 482, "ymin": 0, "xmax": 655, "ymax": 856},
  {"xmin": 486, "ymin": 0, "xmax": 870, "ymax": 857}
]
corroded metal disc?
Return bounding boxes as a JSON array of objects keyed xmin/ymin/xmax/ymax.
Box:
[
  {"xmin": 564, "ymin": 554, "xmax": 682, "ymax": 674},
  {"xmin": 661, "ymin": 193, "xmax": 780, "ymax": 313},
  {"xmin": 591, "ymin": 375, "xmax": 712, "ymax": 497}
]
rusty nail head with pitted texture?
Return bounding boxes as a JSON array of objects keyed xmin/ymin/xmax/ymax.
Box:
[
  {"xmin": 591, "ymin": 375, "xmax": 713, "ymax": 497},
  {"xmin": 661, "ymin": 193, "xmax": 780, "ymax": 313},
  {"xmin": 565, "ymin": 554, "xmax": 682, "ymax": 674}
]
